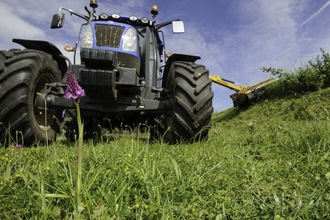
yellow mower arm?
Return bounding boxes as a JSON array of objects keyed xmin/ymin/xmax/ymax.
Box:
[
  {"xmin": 209, "ymin": 75, "xmax": 278, "ymax": 107},
  {"xmin": 209, "ymin": 75, "xmax": 247, "ymax": 91}
]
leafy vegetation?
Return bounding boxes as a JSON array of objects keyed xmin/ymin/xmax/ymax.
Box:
[
  {"xmin": 1, "ymin": 49, "xmax": 330, "ymax": 219},
  {"xmin": 262, "ymin": 48, "xmax": 330, "ymax": 99}
]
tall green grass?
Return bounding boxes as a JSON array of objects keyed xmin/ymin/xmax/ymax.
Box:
[{"xmin": 1, "ymin": 49, "xmax": 330, "ymax": 219}]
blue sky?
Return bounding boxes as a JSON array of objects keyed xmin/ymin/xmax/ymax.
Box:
[{"xmin": 1, "ymin": 0, "xmax": 330, "ymax": 111}]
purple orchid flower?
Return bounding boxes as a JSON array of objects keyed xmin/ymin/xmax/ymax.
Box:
[
  {"xmin": 65, "ymin": 71, "xmax": 85, "ymax": 101},
  {"xmin": 14, "ymin": 144, "xmax": 23, "ymax": 149}
]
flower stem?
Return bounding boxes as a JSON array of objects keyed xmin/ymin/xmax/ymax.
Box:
[{"xmin": 75, "ymin": 101, "xmax": 83, "ymax": 219}]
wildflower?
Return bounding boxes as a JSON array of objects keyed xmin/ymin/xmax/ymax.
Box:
[
  {"xmin": 64, "ymin": 71, "xmax": 85, "ymax": 101},
  {"xmin": 64, "ymin": 70, "xmax": 85, "ymax": 217},
  {"xmin": 14, "ymin": 144, "xmax": 23, "ymax": 149}
]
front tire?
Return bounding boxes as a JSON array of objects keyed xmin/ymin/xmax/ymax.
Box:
[
  {"xmin": 162, "ymin": 61, "xmax": 214, "ymax": 144},
  {"xmin": 0, "ymin": 49, "xmax": 62, "ymax": 146}
]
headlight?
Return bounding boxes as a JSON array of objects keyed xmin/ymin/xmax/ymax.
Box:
[
  {"xmin": 111, "ymin": 13, "xmax": 120, "ymax": 19},
  {"xmin": 99, "ymin": 13, "xmax": 108, "ymax": 20},
  {"xmin": 141, "ymin": 17, "xmax": 149, "ymax": 24},
  {"xmin": 122, "ymin": 27, "xmax": 137, "ymax": 51},
  {"xmin": 81, "ymin": 24, "xmax": 93, "ymax": 48},
  {"xmin": 129, "ymin": 16, "xmax": 138, "ymax": 21}
]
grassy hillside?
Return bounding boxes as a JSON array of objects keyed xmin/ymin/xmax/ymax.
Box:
[{"xmin": 1, "ymin": 50, "xmax": 330, "ymax": 219}]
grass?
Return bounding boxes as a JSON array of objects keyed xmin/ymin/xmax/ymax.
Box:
[
  {"xmin": 1, "ymin": 96, "xmax": 330, "ymax": 219},
  {"xmin": 1, "ymin": 49, "xmax": 330, "ymax": 219}
]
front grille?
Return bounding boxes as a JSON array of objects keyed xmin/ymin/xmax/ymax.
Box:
[
  {"xmin": 80, "ymin": 48, "xmax": 141, "ymax": 75},
  {"xmin": 95, "ymin": 24, "xmax": 124, "ymax": 48},
  {"xmin": 80, "ymin": 69, "xmax": 117, "ymax": 102}
]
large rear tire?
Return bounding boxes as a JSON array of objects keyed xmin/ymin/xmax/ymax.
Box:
[
  {"xmin": 162, "ymin": 61, "xmax": 214, "ymax": 144},
  {"xmin": 0, "ymin": 49, "xmax": 62, "ymax": 146}
]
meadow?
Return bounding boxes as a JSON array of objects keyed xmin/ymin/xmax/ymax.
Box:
[{"xmin": 1, "ymin": 49, "xmax": 330, "ymax": 219}]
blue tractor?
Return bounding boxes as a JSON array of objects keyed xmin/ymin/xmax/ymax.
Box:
[{"xmin": 0, "ymin": 0, "xmax": 214, "ymax": 145}]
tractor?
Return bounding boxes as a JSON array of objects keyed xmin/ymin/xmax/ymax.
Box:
[{"xmin": 0, "ymin": 0, "xmax": 214, "ymax": 146}]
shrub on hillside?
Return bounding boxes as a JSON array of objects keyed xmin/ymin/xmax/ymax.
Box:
[{"xmin": 262, "ymin": 48, "xmax": 330, "ymax": 99}]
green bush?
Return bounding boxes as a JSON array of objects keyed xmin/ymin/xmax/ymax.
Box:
[{"xmin": 262, "ymin": 48, "xmax": 330, "ymax": 98}]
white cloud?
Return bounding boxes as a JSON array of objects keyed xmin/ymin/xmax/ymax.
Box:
[
  {"xmin": 0, "ymin": 2, "xmax": 45, "ymax": 49},
  {"xmin": 230, "ymin": 1, "xmax": 299, "ymax": 79}
]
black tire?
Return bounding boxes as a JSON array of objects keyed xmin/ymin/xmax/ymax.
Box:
[
  {"xmin": 0, "ymin": 49, "xmax": 62, "ymax": 146},
  {"xmin": 0, "ymin": 49, "xmax": 20, "ymax": 74},
  {"xmin": 162, "ymin": 61, "xmax": 214, "ymax": 144}
]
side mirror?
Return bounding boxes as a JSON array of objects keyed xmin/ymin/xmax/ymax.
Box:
[
  {"xmin": 172, "ymin": 20, "xmax": 184, "ymax": 33},
  {"xmin": 50, "ymin": 13, "xmax": 65, "ymax": 29}
]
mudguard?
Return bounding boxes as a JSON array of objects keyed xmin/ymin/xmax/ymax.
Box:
[{"xmin": 13, "ymin": 38, "xmax": 67, "ymax": 76}]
